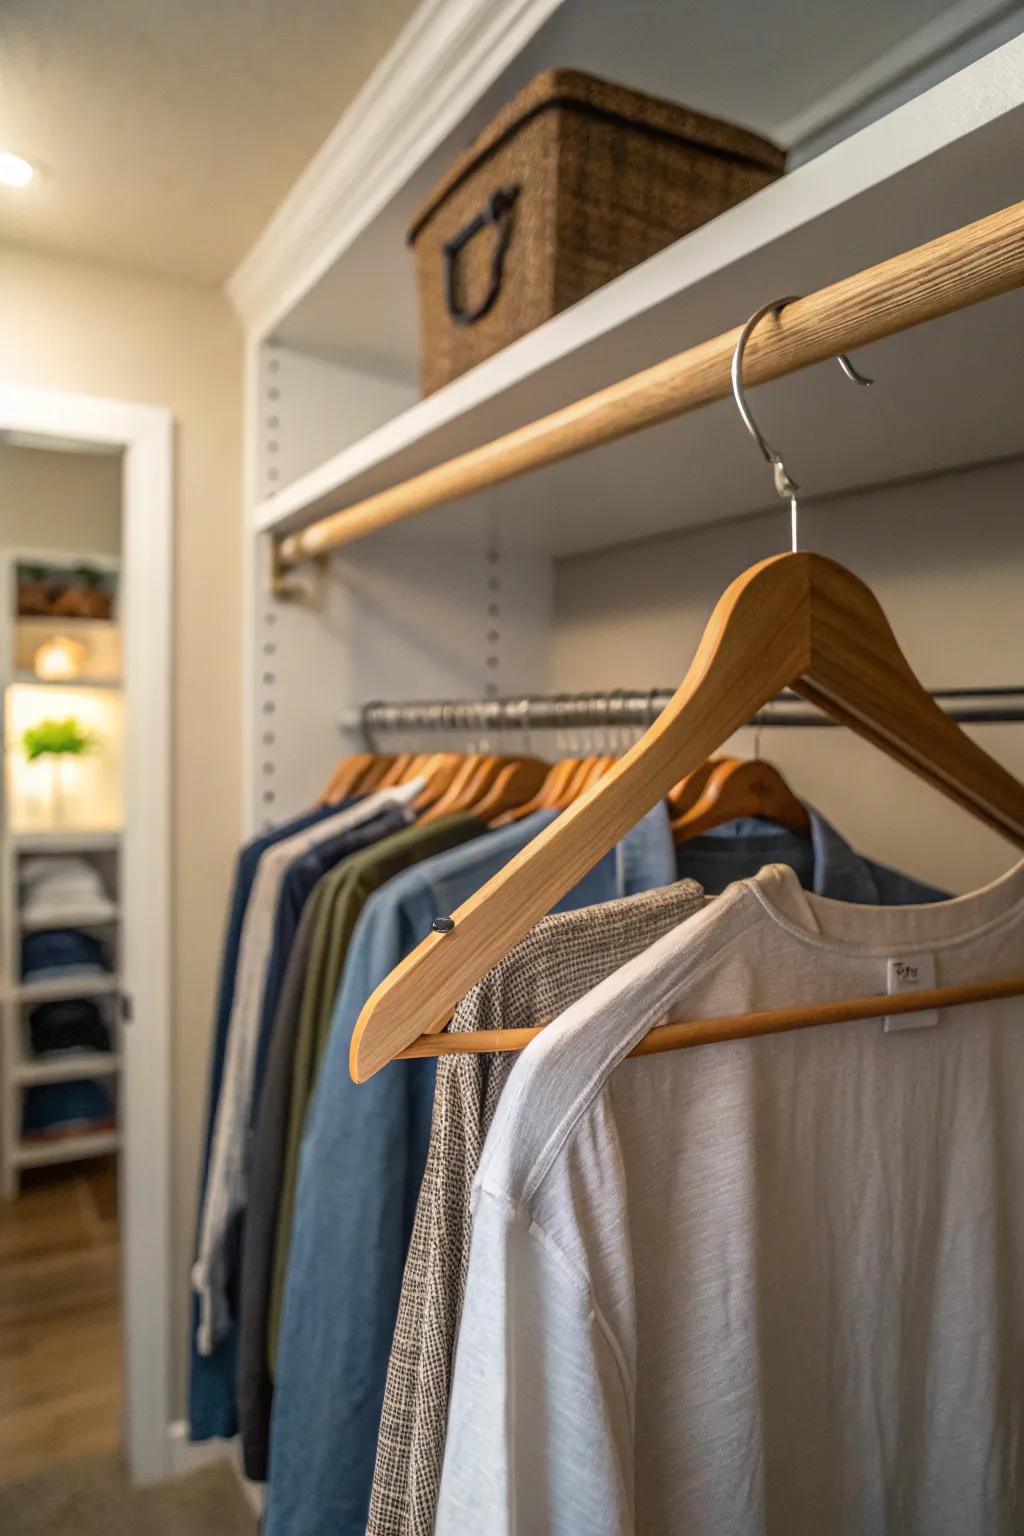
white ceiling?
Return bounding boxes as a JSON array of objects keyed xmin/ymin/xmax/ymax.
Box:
[{"xmin": 0, "ymin": 0, "xmax": 421, "ymax": 285}]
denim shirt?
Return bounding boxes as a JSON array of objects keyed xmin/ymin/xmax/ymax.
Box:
[
  {"xmin": 676, "ymin": 809, "xmax": 947, "ymax": 903},
  {"xmin": 264, "ymin": 805, "xmax": 675, "ymax": 1536}
]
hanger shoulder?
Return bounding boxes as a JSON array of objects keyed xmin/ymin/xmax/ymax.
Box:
[
  {"xmin": 801, "ymin": 557, "xmax": 1024, "ymax": 846},
  {"xmin": 350, "ymin": 555, "xmax": 807, "ymax": 1080}
]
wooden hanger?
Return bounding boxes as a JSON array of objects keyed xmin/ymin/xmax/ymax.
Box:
[
  {"xmin": 667, "ymin": 756, "xmax": 739, "ymax": 818},
  {"xmin": 472, "ymin": 758, "xmax": 552, "ymax": 823},
  {"xmin": 494, "ymin": 756, "xmax": 582, "ymax": 824},
  {"xmin": 350, "ymin": 755, "xmax": 397, "ymax": 794},
  {"xmin": 411, "ymin": 753, "xmax": 467, "ymax": 811},
  {"xmin": 577, "ymin": 755, "xmax": 617, "ymax": 793},
  {"xmin": 674, "ymin": 756, "xmax": 810, "ymax": 841},
  {"xmin": 317, "ymin": 752, "xmax": 378, "ymax": 805},
  {"xmin": 396, "ymin": 974, "xmax": 1024, "ymax": 1061},
  {"xmin": 350, "ymin": 552, "xmax": 1024, "ymax": 1080},
  {"xmin": 418, "ymin": 754, "xmax": 498, "ymax": 822},
  {"xmin": 374, "ymin": 753, "xmax": 415, "ymax": 788}
]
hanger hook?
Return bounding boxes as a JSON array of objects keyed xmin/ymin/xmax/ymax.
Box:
[{"xmin": 731, "ymin": 296, "xmax": 873, "ymax": 552}]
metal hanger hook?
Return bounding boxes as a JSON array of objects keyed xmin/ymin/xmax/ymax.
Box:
[{"xmin": 730, "ymin": 296, "xmax": 873, "ymax": 552}]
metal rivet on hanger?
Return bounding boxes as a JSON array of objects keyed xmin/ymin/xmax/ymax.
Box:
[{"xmin": 431, "ymin": 917, "xmax": 455, "ymax": 933}]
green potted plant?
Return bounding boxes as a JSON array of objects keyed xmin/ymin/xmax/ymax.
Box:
[{"xmin": 21, "ymin": 716, "xmax": 97, "ymax": 824}]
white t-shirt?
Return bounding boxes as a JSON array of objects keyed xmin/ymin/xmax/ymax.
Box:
[{"xmin": 437, "ymin": 859, "xmax": 1024, "ymax": 1536}]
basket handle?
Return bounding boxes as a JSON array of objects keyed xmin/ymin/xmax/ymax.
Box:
[{"xmin": 442, "ymin": 185, "xmax": 520, "ymax": 326}]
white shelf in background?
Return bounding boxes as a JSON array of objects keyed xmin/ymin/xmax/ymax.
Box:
[
  {"xmin": 9, "ymin": 671, "xmax": 122, "ymax": 690},
  {"xmin": 14, "ymin": 1129, "xmax": 120, "ymax": 1169},
  {"xmin": 19, "ymin": 902, "xmax": 119, "ymax": 931},
  {"xmin": 253, "ymin": 40, "xmax": 1024, "ymax": 559},
  {"xmin": 12, "ymin": 830, "xmax": 122, "ymax": 854},
  {"xmin": 14, "ymin": 1052, "xmax": 121, "ymax": 1086},
  {"xmin": 12, "ymin": 612, "xmax": 118, "ymax": 629},
  {"xmin": 15, "ymin": 974, "xmax": 120, "ymax": 1005}
]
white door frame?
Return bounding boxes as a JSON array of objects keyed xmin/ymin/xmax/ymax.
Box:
[{"xmin": 0, "ymin": 382, "xmax": 173, "ymax": 1483}]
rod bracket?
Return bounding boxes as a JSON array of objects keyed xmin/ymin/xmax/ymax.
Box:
[{"xmin": 268, "ymin": 541, "xmax": 327, "ymax": 605}]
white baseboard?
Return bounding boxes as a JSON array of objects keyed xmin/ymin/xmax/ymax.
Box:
[
  {"xmin": 165, "ymin": 1419, "xmax": 236, "ymax": 1478},
  {"xmin": 164, "ymin": 1421, "xmax": 264, "ymax": 1513}
]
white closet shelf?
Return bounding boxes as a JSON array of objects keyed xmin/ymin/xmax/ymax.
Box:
[
  {"xmin": 14, "ymin": 1130, "xmax": 120, "ymax": 1170},
  {"xmin": 9, "ymin": 671, "xmax": 122, "ymax": 690},
  {"xmin": 14, "ymin": 1053, "xmax": 121, "ymax": 1086},
  {"xmin": 19, "ymin": 902, "xmax": 119, "ymax": 931},
  {"xmin": 254, "ymin": 40, "xmax": 1024, "ymax": 559},
  {"xmin": 15, "ymin": 974, "xmax": 120, "ymax": 1005},
  {"xmin": 12, "ymin": 830, "xmax": 122, "ymax": 853},
  {"xmin": 13, "ymin": 613, "xmax": 118, "ymax": 628}
]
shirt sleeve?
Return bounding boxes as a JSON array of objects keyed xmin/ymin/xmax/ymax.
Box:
[{"xmin": 436, "ymin": 1190, "xmax": 635, "ymax": 1536}]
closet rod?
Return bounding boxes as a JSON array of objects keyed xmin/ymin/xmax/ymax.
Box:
[
  {"xmin": 277, "ymin": 198, "xmax": 1024, "ymax": 566},
  {"xmin": 348, "ymin": 687, "xmax": 1024, "ymax": 746}
]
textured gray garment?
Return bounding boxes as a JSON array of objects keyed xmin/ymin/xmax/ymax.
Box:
[
  {"xmin": 437, "ymin": 860, "xmax": 1024, "ymax": 1535},
  {"xmin": 366, "ymin": 878, "xmax": 705, "ymax": 1536}
]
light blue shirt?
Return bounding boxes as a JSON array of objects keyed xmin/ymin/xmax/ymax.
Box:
[{"xmin": 265, "ymin": 806, "xmax": 675, "ymax": 1536}]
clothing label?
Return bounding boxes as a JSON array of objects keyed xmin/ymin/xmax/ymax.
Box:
[{"xmin": 883, "ymin": 953, "xmax": 938, "ymax": 1032}]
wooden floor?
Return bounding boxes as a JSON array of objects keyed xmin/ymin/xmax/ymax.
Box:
[{"xmin": 0, "ymin": 1158, "xmax": 121, "ymax": 1485}]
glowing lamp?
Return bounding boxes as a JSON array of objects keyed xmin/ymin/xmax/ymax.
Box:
[{"xmin": 33, "ymin": 635, "xmax": 86, "ymax": 681}]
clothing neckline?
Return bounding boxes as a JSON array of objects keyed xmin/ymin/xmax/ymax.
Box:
[{"xmin": 746, "ymin": 856, "xmax": 1024, "ymax": 958}]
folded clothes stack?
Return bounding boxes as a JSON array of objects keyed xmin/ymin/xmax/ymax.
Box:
[
  {"xmin": 20, "ymin": 854, "xmax": 109, "ymax": 914},
  {"xmin": 22, "ymin": 1079, "xmax": 116, "ymax": 1141},
  {"xmin": 21, "ymin": 927, "xmax": 110, "ymax": 984},
  {"xmin": 29, "ymin": 997, "xmax": 112, "ymax": 1057}
]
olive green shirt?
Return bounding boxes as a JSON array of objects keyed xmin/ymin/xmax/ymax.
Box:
[{"xmin": 268, "ymin": 813, "xmax": 483, "ymax": 1367}]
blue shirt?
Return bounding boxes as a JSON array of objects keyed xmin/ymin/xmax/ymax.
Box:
[{"xmin": 265, "ymin": 806, "xmax": 675, "ymax": 1535}]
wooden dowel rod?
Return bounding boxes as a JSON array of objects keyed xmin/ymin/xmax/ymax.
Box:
[
  {"xmin": 396, "ymin": 973, "xmax": 1024, "ymax": 1060},
  {"xmin": 279, "ymin": 199, "xmax": 1024, "ymax": 565}
]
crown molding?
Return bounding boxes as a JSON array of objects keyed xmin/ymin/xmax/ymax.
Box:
[{"xmin": 227, "ymin": 0, "xmax": 564, "ymax": 340}]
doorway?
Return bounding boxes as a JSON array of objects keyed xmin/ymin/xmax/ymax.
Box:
[{"xmin": 0, "ymin": 384, "xmax": 173, "ymax": 1485}]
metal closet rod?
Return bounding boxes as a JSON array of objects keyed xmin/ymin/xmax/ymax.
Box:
[
  {"xmin": 350, "ymin": 688, "xmax": 1024, "ymax": 749},
  {"xmin": 277, "ymin": 198, "xmax": 1024, "ymax": 567}
]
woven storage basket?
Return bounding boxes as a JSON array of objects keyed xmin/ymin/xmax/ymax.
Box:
[{"xmin": 407, "ymin": 68, "xmax": 785, "ymax": 395}]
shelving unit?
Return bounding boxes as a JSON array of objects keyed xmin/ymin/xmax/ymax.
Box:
[{"xmin": 0, "ymin": 548, "xmax": 124, "ymax": 1197}]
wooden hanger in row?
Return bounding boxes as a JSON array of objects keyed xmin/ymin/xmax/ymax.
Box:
[
  {"xmin": 319, "ymin": 734, "xmax": 812, "ymax": 844},
  {"xmin": 317, "ymin": 728, "xmax": 665, "ymax": 827}
]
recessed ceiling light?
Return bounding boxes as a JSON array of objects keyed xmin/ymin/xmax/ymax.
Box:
[{"xmin": 0, "ymin": 152, "xmax": 34, "ymax": 188}]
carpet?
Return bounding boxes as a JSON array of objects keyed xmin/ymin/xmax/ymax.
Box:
[{"xmin": 0, "ymin": 1452, "xmax": 258, "ymax": 1535}]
